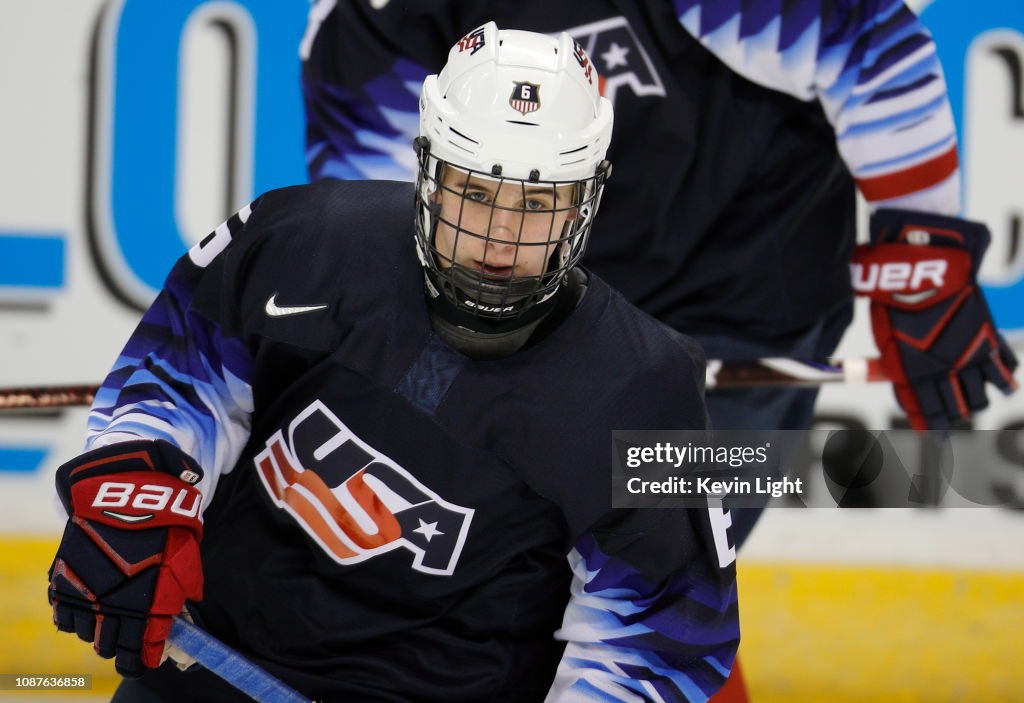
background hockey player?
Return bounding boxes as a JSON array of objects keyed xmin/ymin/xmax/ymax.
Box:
[
  {"xmin": 47, "ymin": 24, "xmax": 739, "ymax": 702},
  {"xmin": 300, "ymin": 0, "xmax": 1020, "ymax": 549}
]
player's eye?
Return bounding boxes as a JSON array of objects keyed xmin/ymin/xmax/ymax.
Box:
[
  {"xmin": 524, "ymin": 199, "xmax": 548, "ymax": 211},
  {"xmin": 465, "ymin": 190, "xmax": 490, "ymax": 204}
]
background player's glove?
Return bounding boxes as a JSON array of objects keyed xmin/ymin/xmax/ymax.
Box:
[
  {"xmin": 48, "ymin": 440, "xmax": 204, "ymax": 678},
  {"xmin": 851, "ymin": 209, "xmax": 1018, "ymax": 430}
]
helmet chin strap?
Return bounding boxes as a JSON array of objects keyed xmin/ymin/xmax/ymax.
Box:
[
  {"xmin": 426, "ymin": 267, "xmax": 587, "ymax": 359},
  {"xmin": 446, "ymin": 264, "xmax": 545, "ymax": 313}
]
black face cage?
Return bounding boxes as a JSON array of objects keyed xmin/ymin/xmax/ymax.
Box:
[{"xmin": 414, "ymin": 139, "xmax": 609, "ymax": 323}]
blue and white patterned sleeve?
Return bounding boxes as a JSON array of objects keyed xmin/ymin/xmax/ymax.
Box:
[
  {"xmin": 547, "ymin": 521, "xmax": 739, "ymax": 702},
  {"xmin": 84, "ymin": 205, "xmax": 257, "ymax": 508},
  {"xmin": 675, "ymin": 0, "xmax": 961, "ymax": 215},
  {"xmin": 302, "ymin": 57, "xmax": 425, "ymax": 182},
  {"xmin": 300, "ymin": 0, "xmax": 427, "ymax": 183}
]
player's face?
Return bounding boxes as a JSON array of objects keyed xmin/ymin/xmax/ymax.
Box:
[{"xmin": 433, "ymin": 168, "xmax": 577, "ymax": 279}]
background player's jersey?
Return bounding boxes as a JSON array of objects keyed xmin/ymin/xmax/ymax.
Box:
[
  {"xmin": 301, "ymin": 0, "xmax": 959, "ymax": 339},
  {"xmin": 86, "ymin": 181, "xmax": 739, "ymax": 702}
]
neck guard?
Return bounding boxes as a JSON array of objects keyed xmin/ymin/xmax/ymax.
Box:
[{"xmin": 427, "ymin": 268, "xmax": 587, "ymax": 359}]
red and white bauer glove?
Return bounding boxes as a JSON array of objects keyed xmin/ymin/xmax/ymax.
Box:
[
  {"xmin": 48, "ymin": 440, "xmax": 204, "ymax": 678},
  {"xmin": 851, "ymin": 209, "xmax": 1018, "ymax": 430}
]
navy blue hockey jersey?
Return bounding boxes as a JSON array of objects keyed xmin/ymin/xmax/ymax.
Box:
[
  {"xmin": 86, "ymin": 181, "xmax": 738, "ymax": 701},
  {"xmin": 301, "ymin": 0, "xmax": 962, "ymax": 339}
]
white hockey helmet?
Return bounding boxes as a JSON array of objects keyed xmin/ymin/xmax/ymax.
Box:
[{"xmin": 414, "ymin": 21, "xmax": 613, "ymax": 323}]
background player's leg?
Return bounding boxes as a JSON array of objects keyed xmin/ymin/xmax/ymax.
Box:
[{"xmin": 697, "ymin": 301, "xmax": 853, "ymax": 547}]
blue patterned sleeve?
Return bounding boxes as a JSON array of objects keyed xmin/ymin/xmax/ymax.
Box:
[
  {"xmin": 84, "ymin": 205, "xmax": 257, "ymax": 505},
  {"xmin": 675, "ymin": 0, "xmax": 961, "ymax": 214},
  {"xmin": 547, "ymin": 514, "xmax": 739, "ymax": 702},
  {"xmin": 300, "ymin": 0, "xmax": 427, "ymax": 183}
]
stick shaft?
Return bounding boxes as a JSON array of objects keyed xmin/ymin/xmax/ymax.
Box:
[
  {"xmin": 167, "ymin": 616, "xmax": 310, "ymax": 703},
  {"xmin": 705, "ymin": 358, "xmax": 888, "ymax": 390},
  {"xmin": 0, "ymin": 359, "xmax": 889, "ymax": 410},
  {"xmin": 0, "ymin": 385, "xmax": 97, "ymax": 409}
]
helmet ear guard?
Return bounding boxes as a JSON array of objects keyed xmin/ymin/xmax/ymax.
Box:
[{"xmin": 413, "ymin": 23, "xmax": 613, "ymax": 326}]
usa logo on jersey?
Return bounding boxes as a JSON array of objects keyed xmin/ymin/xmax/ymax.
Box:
[
  {"xmin": 509, "ymin": 81, "xmax": 541, "ymax": 115},
  {"xmin": 254, "ymin": 400, "xmax": 474, "ymax": 576},
  {"xmin": 563, "ymin": 17, "xmax": 666, "ymax": 105}
]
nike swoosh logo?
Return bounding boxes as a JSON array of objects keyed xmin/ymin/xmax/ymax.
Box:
[
  {"xmin": 102, "ymin": 510, "xmax": 154, "ymax": 524},
  {"xmin": 892, "ymin": 290, "xmax": 938, "ymax": 305},
  {"xmin": 265, "ymin": 293, "xmax": 328, "ymax": 318}
]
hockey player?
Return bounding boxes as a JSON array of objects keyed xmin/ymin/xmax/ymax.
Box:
[
  {"xmin": 48, "ymin": 25, "xmax": 738, "ymax": 702},
  {"xmin": 301, "ymin": 0, "xmax": 1019, "ymax": 546}
]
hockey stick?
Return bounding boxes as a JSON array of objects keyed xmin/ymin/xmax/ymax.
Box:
[
  {"xmin": 167, "ymin": 616, "xmax": 311, "ymax": 703},
  {"xmin": 704, "ymin": 357, "xmax": 887, "ymax": 390},
  {"xmin": 0, "ymin": 384, "xmax": 97, "ymax": 410},
  {"xmin": 0, "ymin": 359, "xmax": 890, "ymax": 410}
]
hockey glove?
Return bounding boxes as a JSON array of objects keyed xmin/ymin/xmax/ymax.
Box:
[
  {"xmin": 48, "ymin": 439, "xmax": 204, "ymax": 678},
  {"xmin": 851, "ymin": 209, "xmax": 1018, "ymax": 430}
]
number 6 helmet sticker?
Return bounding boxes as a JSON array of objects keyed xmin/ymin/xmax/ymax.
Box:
[{"xmin": 509, "ymin": 82, "xmax": 541, "ymax": 115}]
